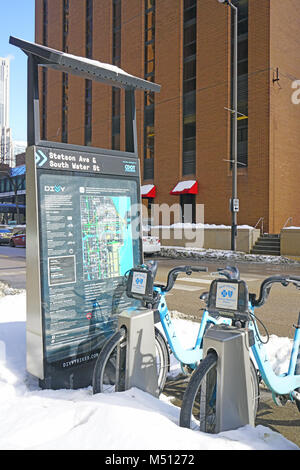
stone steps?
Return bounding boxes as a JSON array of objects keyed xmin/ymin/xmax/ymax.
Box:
[{"xmin": 251, "ymin": 234, "xmax": 281, "ymax": 256}]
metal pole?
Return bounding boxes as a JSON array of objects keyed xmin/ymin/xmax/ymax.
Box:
[
  {"xmin": 125, "ymin": 88, "xmax": 138, "ymax": 155},
  {"xmin": 27, "ymin": 54, "xmax": 40, "ymax": 146},
  {"xmin": 225, "ymin": 0, "xmax": 239, "ymax": 251},
  {"xmin": 231, "ymin": 2, "xmax": 238, "ymax": 251},
  {"xmin": 218, "ymin": 0, "xmax": 238, "ymax": 250}
]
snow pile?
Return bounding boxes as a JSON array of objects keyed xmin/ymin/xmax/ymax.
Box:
[
  {"xmin": 141, "ymin": 184, "xmax": 155, "ymax": 196},
  {"xmin": 170, "ymin": 180, "xmax": 197, "ymax": 193},
  {"xmin": 159, "ymin": 246, "xmax": 299, "ymax": 265},
  {"xmin": 66, "ymin": 52, "xmax": 133, "ymax": 78},
  {"xmin": 0, "ymin": 281, "xmax": 23, "ymax": 298},
  {"xmin": 0, "ymin": 292, "xmax": 298, "ymax": 450}
]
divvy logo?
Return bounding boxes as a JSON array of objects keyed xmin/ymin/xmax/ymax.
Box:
[{"xmin": 44, "ymin": 185, "xmax": 66, "ymax": 193}]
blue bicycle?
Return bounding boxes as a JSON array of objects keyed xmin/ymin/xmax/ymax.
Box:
[
  {"xmin": 180, "ymin": 267, "xmax": 300, "ymax": 432},
  {"xmin": 93, "ymin": 260, "xmax": 232, "ymax": 394},
  {"xmin": 149, "ymin": 261, "xmax": 232, "ymax": 375}
]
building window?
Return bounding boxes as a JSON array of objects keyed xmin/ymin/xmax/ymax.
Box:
[
  {"xmin": 143, "ymin": 0, "xmax": 156, "ymax": 180},
  {"xmin": 112, "ymin": 0, "xmax": 121, "ymax": 64},
  {"xmin": 62, "ymin": 0, "xmax": 69, "ymax": 52},
  {"xmin": 62, "ymin": 73, "xmax": 69, "ymax": 143},
  {"xmin": 182, "ymin": 0, "xmax": 196, "ymax": 176},
  {"xmin": 112, "ymin": 0, "xmax": 121, "ymax": 150},
  {"xmin": 231, "ymin": 0, "xmax": 248, "ymax": 168},
  {"xmin": 62, "ymin": 0, "xmax": 69, "ymax": 143},
  {"xmin": 42, "ymin": 0, "xmax": 48, "ymax": 140},
  {"xmin": 112, "ymin": 89, "xmax": 120, "ymax": 150},
  {"xmin": 42, "ymin": 0, "xmax": 48, "ymax": 46},
  {"xmin": 86, "ymin": 0, "xmax": 93, "ymax": 59},
  {"xmin": 85, "ymin": 0, "xmax": 93, "ymax": 146},
  {"xmin": 84, "ymin": 80, "xmax": 92, "ymax": 146}
]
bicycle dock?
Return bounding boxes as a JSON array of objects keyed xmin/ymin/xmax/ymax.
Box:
[
  {"xmin": 117, "ymin": 308, "xmax": 159, "ymax": 397},
  {"xmin": 202, "ymin": 325, "xmax": 255, "ymax": 432}
]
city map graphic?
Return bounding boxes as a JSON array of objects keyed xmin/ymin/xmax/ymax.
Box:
[{"xmin": 80, "ymin": 194, "xmax": 133, "ymax": 281}]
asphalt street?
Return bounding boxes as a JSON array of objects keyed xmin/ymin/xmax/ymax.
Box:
[
  {"xmin": 0, "ymin": 246, "xmax": 299, "ymax": 448},
  {"xmin": 0, "ymin": 245, "xmax": 26, "ymax": 289}
]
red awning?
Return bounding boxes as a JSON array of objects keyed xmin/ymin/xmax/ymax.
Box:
[
  {"xmin": 170, "ymin": 180, "xmax": 198, "ymax": 195},
  {"xmin": 141, "ymin": 184, "xmax": 156, "ymax": 198}
]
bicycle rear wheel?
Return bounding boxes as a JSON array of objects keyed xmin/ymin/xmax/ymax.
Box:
[
  {"xmin": 92, "ymin": 326, "xmax": 169, "ymax": 394},
  {"xmin": 179, "ymin": 352, "xmax": 259, "ymax": 432}
]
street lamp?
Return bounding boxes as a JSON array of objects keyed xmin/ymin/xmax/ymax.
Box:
[{"xmin": 218, "ymin": 0, "xmax": 239, "ymax": 251}]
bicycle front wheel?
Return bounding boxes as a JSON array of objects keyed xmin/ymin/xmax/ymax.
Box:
[
  {"xmin": 180, "ymin": 352, "xmax": 218, "ymax": 433},
  {"xmin": 92, "ymin": 326, "xmax": 169, "ymax": 394},
  {"xmin": 179, "ymin": 352, "xmax": 259, "ymax": 433}
]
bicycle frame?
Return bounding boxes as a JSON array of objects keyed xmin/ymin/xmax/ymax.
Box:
[
  {"xmin": 154, "ymin": 285, "xmax": 231, "ymax": 367},
  {"xmin": 249, "ymin": 304, "xmax": 300, "ymax": 397}
]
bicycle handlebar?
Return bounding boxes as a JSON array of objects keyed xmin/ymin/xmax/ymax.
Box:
[
  {"xmin": 217, "ymin": 266, "xmax": 240, "ymax": 281},
  {"xmin": 251, "ymin": 275, "xmax": 300, "ymax": 307},
  {"xmin": 161, "ymin": 265, "xmax": 208, "ymax": 293}
]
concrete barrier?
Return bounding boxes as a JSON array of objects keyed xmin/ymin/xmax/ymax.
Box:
[
  {"xmin": 280, "ymin": 228, "xmax": 300, "ymax": 258},
  {"xmin": 202, "ymin": 227, "xmax": 260, "ymax": 253},
  {"xmin": 150, "ymin": 225, "xmax": 260, "ymax": 254}
]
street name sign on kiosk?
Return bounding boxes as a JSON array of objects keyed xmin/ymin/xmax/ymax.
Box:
[{"xmin": 10, "ymin": 36, "xmax": 160, "ymax": 389}]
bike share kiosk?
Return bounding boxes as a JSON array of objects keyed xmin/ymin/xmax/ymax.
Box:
[
  {"xmin": 10, "ymin": 36, "xmax": 161, "ymax": 390},
  {"xmin": 204, "ymin": 273, "xmax": 255, "ymax": 432}
]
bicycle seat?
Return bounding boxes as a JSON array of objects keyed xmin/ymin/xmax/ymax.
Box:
[{"xmin": 145, "ymin": 260, "xmax": 158, "ymax": 280}]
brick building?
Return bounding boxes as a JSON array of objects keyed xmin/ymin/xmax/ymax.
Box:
[{"xmin": 35, "ymin": 0, "xmax": 300, "ymax": 234}]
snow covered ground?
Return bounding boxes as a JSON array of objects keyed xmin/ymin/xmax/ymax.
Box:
[{"xmin": 0, "ymin": 291, "xmax": 298, "ymax": 450}]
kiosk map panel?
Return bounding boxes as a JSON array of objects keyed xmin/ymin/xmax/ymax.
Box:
[
  {"xmin": 80, "ymin": 192, "xmax": 133, "ymax": 281},
  {"xmin": 39, "ymin": 171, "xmax": 139, "ymax": 363}
]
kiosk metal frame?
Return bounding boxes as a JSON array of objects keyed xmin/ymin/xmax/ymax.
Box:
[
  {"xmin": 9, "ymin": 37, "xmax": 160, "ymax": 154},
  {"xmin": 10, "ymin": 36, "xmax": 160, "ymax": 389}
]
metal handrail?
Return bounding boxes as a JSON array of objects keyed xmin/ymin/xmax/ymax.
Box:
[
  {"xmin": 283, "ymin": 217, "xmax": 293, "ymax": 229},
  {"xmin": 254, "ymin": 217, "xmax": 264, "ymax": 235}
]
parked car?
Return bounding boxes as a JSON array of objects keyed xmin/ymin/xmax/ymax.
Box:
[
  {"xmin": 10, "ymin": 231, "xmax": 26, "ymax": 247},
  {"xmin": 142, "ymin": 235, "xmax": 161, "ymax": 255},
  {"xmin": 0, "ymin": 229, "xmax": 14, "ymax": 245}
]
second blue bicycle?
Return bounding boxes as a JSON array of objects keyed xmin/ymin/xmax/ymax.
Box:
[{"xmin": 93, "ymin": 260, "xmax": 232, "ymax": 394}]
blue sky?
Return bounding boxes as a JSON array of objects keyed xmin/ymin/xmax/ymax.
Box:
[{"xmin": 1, "ymin": 0, "xmax": 35, "ymax": 142}]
